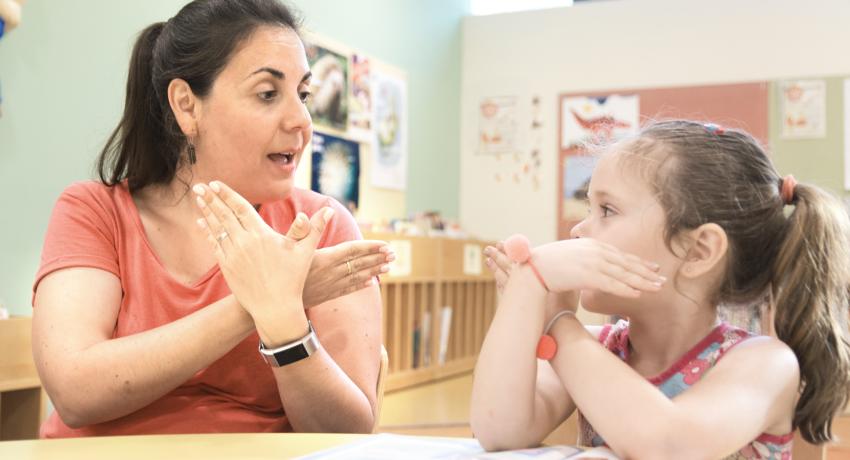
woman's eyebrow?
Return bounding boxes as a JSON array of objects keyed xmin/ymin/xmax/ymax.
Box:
[{"xmin": 247, "ymin": 66, "xmax": 284, "ymax": 80}]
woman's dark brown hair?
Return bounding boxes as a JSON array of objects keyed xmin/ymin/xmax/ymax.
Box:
[
  {"xmin": 627, "ymin": 120, "xmax": 850, "ymax": 444},
  {"xmin": 97, "ymin": 0, "xmax": 300, "ymax": 192}
]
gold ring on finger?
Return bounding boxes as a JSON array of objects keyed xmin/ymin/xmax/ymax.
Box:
[{"xmin": 346, "ymin": 260, "xmax": 353, "ymax": 276}]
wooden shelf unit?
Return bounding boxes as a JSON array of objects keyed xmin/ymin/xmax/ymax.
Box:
[
  {"xmin": 365, "ymin": 233, "xmax": 497, "ymax": 393},
  {"xmin": 0, "ymin": 316, "xmax": 46, "ymax": 440}
]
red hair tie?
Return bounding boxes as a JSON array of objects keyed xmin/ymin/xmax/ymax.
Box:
[
  {"xmin": 780, "ymin": 175, "xmax": 797, "ymax": 205},
  {"xmin": 505, "ymin": 234, "xmax": 570, "ymax": 360},
  {"xmin": 504, "ymin": 234, "xmax": 549, "ymax": 291}
]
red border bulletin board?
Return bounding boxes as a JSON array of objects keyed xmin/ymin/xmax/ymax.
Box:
[{"xmin": 557, "ymin": 82, "xmax": 769, "ymax": 240}]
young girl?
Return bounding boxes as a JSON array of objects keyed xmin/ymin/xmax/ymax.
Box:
[{"xmin": 471, "ymin": 120, "xmax": 850, "ymax": 459}]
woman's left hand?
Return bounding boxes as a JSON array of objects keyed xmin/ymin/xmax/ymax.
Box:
[{"xmin": 193, "ymin": 181, "xmax": 333, "ymax": 341}]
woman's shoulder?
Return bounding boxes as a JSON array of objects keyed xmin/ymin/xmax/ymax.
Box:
[
  {"xmin": 288, "ymin": 187, "xmax": 347, "ymax": 213},
  {"xmin": 59, "ymin": 180, "xmax": 128, "ymax": 207}
]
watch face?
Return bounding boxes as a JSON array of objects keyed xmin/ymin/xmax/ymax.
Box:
[{"xmin": 271, "ymin": 344, "xmax": 310, "ymax": 366}]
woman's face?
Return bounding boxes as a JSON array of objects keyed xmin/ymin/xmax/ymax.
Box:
[{"xmin": 194, "ymin": 26, "xmax": 312, "ymax": 204}]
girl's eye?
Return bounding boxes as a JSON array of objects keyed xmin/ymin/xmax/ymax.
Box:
[
  {"xmin": 259, "ymin": 90, "xmax": 277, "ymax": 102},
  {"xmin": 600, "ymin": 205, "xmax": 614, "ymax": 217},
  {"xmin": 299, "ymin": 91, "xmax": 311, "ymax": 103}
]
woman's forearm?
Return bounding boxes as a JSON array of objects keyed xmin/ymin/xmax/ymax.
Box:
[
  {"xmin": 470, "ymin": 266, "xmax": 549, "ymax": 449},
  {"xmin": 270, "ymin": 346, "xmax": 375, "ymax": 433},
  {"xmin": 44, "ymin": 295, "xmax": 255, "ymax": 428}
]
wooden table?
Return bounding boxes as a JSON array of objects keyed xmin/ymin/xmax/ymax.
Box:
[{"xmin": 0, "ymin": 433, "xmax": 370, "ymax": 459}]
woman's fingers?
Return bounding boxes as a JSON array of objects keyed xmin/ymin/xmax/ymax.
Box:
[
  {"xmin": 301, "ymin": 207, "xmax": 335, "ymax": 249},
  {"xmin": 286, "ymin": 212, "xmax": 311, "ymax": 241},
  {"xmin": 208, "ymin": 181, "xmax": 265, "ymax": 233},
  {"xmin": 193, "ymin": 184, "xmax": 243, "ymax": 240},
  {"xmin": 194, "ymin": 188, "xmax": 235, "ymax": 254},
  {"xmin": 345, "ymin": 251, "xmax": 392, "ymax": 280}
]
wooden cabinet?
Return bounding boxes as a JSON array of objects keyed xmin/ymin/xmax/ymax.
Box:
[
  {"xmin": 0, "ymin": 316, "xmax": 46, "ymax": 440},
  {"xmin": 365, "ymin": 233, "xmax": 497, "ymax": 392}
]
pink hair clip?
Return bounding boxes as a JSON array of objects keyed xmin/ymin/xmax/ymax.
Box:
[{"xmin": 703, "ymin": 123, "xmax": 725, "ymax": 135}]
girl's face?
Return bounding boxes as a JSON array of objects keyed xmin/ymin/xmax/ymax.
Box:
[
  {"xmin": 194, "ymin": 26, "xmax": 312, "ymax": 204},
  {"xmin": 570, "ymin": 150, "xmax": 682, "ymax": 314}
]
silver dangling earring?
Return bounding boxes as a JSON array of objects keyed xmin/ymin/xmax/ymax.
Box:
[{"xmin": 187, "ymin": 140, "xmax": 197, "ymax": 165}]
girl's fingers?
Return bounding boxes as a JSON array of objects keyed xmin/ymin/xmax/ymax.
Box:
[
  {"xmin": 193, "ymin": 184, "xmax": 242, "ymax": 238},
  {"xmin": 208, "ymin": 181, "xmax": 265, "ymax": 233},
  {"xmin": 598, "ymin": 246, "xmax": 664, "ymax": 284},
  {"xmin": 599, "ymin": 276, "xmax": 642, "ymax": 298},
  {"xmin": 600, "ymin": 263, "xmax": 664, "ymax": 293}
]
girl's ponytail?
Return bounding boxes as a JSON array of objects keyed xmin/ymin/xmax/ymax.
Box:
[{"xmin": 772, "ymin": 183, "xmax": 850, "ymax": 443}]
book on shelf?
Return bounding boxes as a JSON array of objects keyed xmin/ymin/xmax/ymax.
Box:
[{"xmin": 438, "ymin": 306, "xmax": 452, "ymax": 365}]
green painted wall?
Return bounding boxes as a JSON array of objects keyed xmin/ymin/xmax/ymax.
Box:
[
  {"xmin": 769, "ymin": 77, "xmax": 848, "ymax": 201},
  {"xmin": 0, "ymin": 0, "xmax": 466, "ymax": 316}
]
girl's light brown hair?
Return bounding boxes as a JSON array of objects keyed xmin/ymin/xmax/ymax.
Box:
[{"xmin": 630, "ymin": 120, "xmax": 850, "ymax": 444}]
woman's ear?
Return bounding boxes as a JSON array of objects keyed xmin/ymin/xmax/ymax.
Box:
[
  {"xmin": 167, "ymin": 78, "xmax": 199, "ymax": 137},
  {"xmin": 680, "ymin": 223, "xmax": 728, "ymax": 279}
]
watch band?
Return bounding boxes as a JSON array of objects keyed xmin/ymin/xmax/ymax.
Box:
[{"xmin": 258, "ymin": 321, "xmax": 319, "ymax": 367}]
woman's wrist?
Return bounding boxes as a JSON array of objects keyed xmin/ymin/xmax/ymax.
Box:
[{"xmin": 252, "ymin": 304, "xmax": 309, "ymax": 348}]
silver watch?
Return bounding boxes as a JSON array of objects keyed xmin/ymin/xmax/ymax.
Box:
[{"xmin": 258, "ymin": 321, "xmax": 319, "ymax": 367}]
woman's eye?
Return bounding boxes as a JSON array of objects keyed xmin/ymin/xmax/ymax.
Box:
[
  {"xmin": 600, "ymin": 205, "xmax": 614, "ymax": 217},
  {"xmin": 299, "ymin": 91, "xmax": 311, "ymax": 103},
  {"xmin": 259, "ymin": 90, "xmax": 278, "ymax": 102}
]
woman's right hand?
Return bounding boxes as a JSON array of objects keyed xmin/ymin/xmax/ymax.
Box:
[{"xmin": 533, "ymin": 238, "xmax": 665, "ymax": 298}]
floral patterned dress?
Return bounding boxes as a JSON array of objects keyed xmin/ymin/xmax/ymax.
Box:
[{"xmin": 578, "ymin": 320, "xmax": 794, "ymax": 459}]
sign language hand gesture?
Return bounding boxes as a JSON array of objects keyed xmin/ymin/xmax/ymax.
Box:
[{"xmin": 193, "ymin": 181, "xmax": 332, "ymax": 330}]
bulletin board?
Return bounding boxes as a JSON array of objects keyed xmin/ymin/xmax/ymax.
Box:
[{"xmin": 557, "ymin": 82, "xmax": 769, "ymax": 239}]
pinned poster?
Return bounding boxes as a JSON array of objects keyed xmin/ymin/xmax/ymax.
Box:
[
  {"xmin": 561, "ymin": 94, "xmax": 639, "ymax": 150},
  {"xmin": 371, "ymin": 70, "xmax": 408, "ymax": 190},
  {"xmin": 304, "ymin": 42, "xmax": 349, "ymax": 132},
  {"xmin": 478, "ymin": 96, "xmax": 518, "ymax": 155},
  {"xmin": 348, "ymin": 53, "xmax": 373, "ymax": 141},
  {"xmin": 311, "ymin": 132, "xmax": 360, "ymax": 212},
  {"xmin": 780, "ymin": 79, "xmax": 826, "ymax": 139}
]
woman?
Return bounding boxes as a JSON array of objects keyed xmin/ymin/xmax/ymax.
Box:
[{"xmin": 32, "ymin": 0, "xmax": 387, "ymax": 437}]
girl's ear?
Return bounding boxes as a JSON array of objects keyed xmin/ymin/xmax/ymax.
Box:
[
  {"xmin": 680, "ymin": 223, "xmax": 728, "ymax": 279},
  {"xmin": 168, "ymin": 78, "xmax": 200, "ymax": 137}
]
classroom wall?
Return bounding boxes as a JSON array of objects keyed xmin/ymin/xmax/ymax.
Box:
[
  {"xmin": 460, "ymin": 0, "xmax": 850, "ymax": 245},
  {"xmin": 0, "ymin": 0, "xmax": 467, "ymax": 316}
]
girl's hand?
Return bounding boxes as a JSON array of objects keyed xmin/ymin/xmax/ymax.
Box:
[
  {"xmin": 485, "ymin": 242, "xmax": 579, "ymax": 317},
  {"xmin": 305, "ymin": 240, "xmax": 394, "ymax": 308},
  {"xmin": 193, "ymin": 181, "xmax": 331, "ymax": 326},
  {"xmin": 533, "ymin": 238, "xmax": 665, "ymax": 298}
]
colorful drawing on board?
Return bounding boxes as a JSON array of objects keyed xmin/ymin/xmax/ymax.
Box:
[
  {"xmin": 780, "ymin": 79, "xmax": 826, "ymax": 139},
  {"xmin": 562, "ymin": 155, "xmax": 598, "ymax": 221},
  {"xmin": 311, "ymin": 132, "xmax": 360, "ymax": 212},
  {"xmin": 304, "ymin": 42, "xmax": 349, "ymax": 131},
  {"xmin": 370, "ymin": 70, "xmax": 407, "ymax": 190},
  {"xmin": 561, "ymin": 94, "xmax": 639, "ymax": 150},
  {"xmin": 348, "ymin": 53, "xmax": 372, "ymax": 141},
  {"xmin": 478, "ymin": 96, "xmax": 518, "ymax": 155}
]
